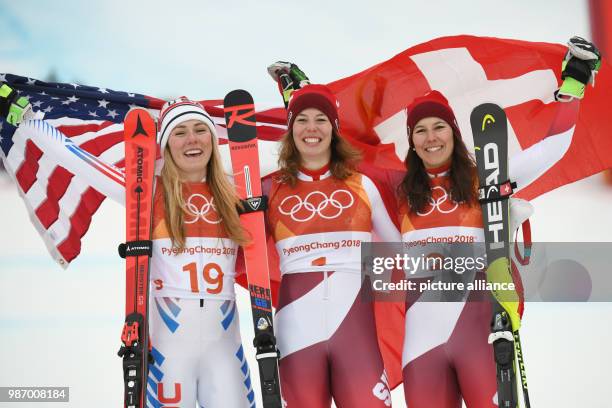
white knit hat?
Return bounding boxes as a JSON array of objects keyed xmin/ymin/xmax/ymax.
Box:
[{"xmin": 157, "ymin": 97, "xmax": 217, "ymax": 151}]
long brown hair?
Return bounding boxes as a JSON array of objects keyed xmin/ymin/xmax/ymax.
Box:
[
  {"xmin": 398, "ymin": 130, "xmax": 478, "ymax": 214},
  {"xmin": 277, "ymin": 128, "xmax": 361, "ymax": 186},
  {"xmin": 161, "ymin": 132, "xmax": 248, "ymax": 249}
]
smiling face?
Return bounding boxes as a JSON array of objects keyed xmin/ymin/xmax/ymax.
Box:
[
  {"xmin": 167, "ymin": 119, "xmax": 213, "ymax": 182},
  {"xmin": 291, "ymin": 107, "xmax": 333, "ymax": 169},
  {"xmin": 411, "ymin": 116, "xmax": 454, "ymax": 169}
]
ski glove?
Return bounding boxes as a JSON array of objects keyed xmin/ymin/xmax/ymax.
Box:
[
  {"xmin": 267, "ymin": 61, "xmax": 311, "ymax": 107},
  {"xmin": 556, "ymin": 36, "xmax": 602, "ymax": 102},
  {"xmin": 0, "ymin": 83, "xmax": 34, "ymax": 126},
  {"xmin": 266, "ymin": 61, "xmax": 310, "ymax": 88}
]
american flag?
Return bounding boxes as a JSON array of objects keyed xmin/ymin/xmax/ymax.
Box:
[
  {"xmin": 0, "ymin": 75, "xmax": 153, "ymax": 267},
  {"xmin": 0, "ymin": 73, "xmax": 286, "ymax": 267}
]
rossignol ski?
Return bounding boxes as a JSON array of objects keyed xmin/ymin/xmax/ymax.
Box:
[
  {"xmin": 117, "ymin": 108, "xmax": 157, "ymax": 408},
  {"xmin": 471, "ymin": 104, "xmax": 531, "ymax": 408},
  {"xmin": 224, "ymin": 89, "xmax": 282, "ymax": 408}
]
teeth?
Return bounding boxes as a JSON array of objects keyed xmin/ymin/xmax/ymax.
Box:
[
  {"xmin": 425, "ymin": 146, "xmax": 443, "ymax": 152},
  {"xmin": 304, "ymin": 137, "xmax": 321, "ymax": 144},
  {"xmin": 185, "ymin": 149, "xmax": 203, "ymax": 155}
]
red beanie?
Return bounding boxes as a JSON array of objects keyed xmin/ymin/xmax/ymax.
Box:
[
  {"xmin": 287, "ymin": 84, "xmax": 340, "ymax": 131},
  {"xmin": 406, "ymin": 90, "xmax": 461, "ymax": 146}
]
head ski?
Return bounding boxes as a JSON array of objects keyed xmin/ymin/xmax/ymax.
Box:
[
  {"xmin": 224, "ymin": 89, "xmax": 282, "ymax": 408},
  {"xmin": 118, "ymin": 108, "xmax": 157, "ymax": 408},
  {"xmin": 471, "ymin": 104, "xmax": 531, "ymax": 408}
]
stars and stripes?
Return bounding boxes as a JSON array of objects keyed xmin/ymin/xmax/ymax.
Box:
[
  {"xmin": 0, "ymin": 75, "xmax": 163, "ymax": 266},
  {"xmin": 0, "ymin": 74, "xmax": 286, "ymax": 267}
]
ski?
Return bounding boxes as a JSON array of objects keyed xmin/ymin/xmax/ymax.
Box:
[
  {"xmin": 224, "ymin": 89, "xmax": 282, "ymax": 408},
  {"xmin": 471, "ymin": 104, "xmax": 531, "ymax": 408},
  {"xmin": 117, "ymin": 108, "xmax": 157, "ymax": 408}
]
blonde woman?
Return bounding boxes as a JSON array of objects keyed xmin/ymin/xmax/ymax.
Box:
[{"xmin": 147, "ymin": 97, "xmax": 254, "ymax": 408}]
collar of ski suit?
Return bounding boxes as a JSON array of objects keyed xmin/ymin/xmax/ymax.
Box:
[
  {"xmin": 425, "ymin": 162, "xmax": 451, "ymax": 178},
  {"xmin": 297, "ymin": 163, "xmax": 332, "ymax": 181}
]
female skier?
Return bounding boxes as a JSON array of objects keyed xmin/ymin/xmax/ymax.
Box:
[
  {"xmin": 398, "ymin": 35, "xmax": 602, "ymax": 407},
  {"xmin": 147, "ymin": 97, "xmax": 255, "ymax": 408},
  {"xmin": 264, "ymin": 82, "xmax": 400, "ymax": 408},
  {"xmin": 398, "ymin": 90, "xmax": 500, "ymax": 408}
]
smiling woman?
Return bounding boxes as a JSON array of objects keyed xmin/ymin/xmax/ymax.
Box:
[
  {"xmin": 400, "ymin": 91, "xmax": 478, "ymax": 215},
  {"xmin": 410, "ymin": 117, "xmax": 454, "ymax": 169},
  {"xmin": 146, "ymin": 97, "xmax": 254, "ymax": 408},
  {"xmin": 265, "ymin": 83, "xmax": 402, "ymax": 408},
  {"xmin": 166, "ymin": 119, "xmax": 213, "ymax": 182},
  {"xmin": 397, "ymin": 91, "xmax": 496, "ymax": 407},
  {"xmin": 291, "ymin": 108, "xmax": 333, "ymax": 169}
]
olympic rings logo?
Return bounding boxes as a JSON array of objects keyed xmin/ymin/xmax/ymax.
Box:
[
  {"xmin": 279, "ymin": 189, "xmax": 355, "ymax": 222},
  {"xmin": 416, "ymin": 186, "xmax": 459, "ymax": 216},
  {"xmin": 184, "ymin": 193, "xmax": 222, "ymax": 224}
]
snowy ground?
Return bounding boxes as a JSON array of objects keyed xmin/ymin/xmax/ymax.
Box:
[{"xmin": 0, "ymin": 172, "xmax": 611, "ymax": 407}]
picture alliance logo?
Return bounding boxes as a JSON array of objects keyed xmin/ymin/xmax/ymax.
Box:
[{"xmin": 279, "ymin": 189, "xmax": 355, "ymax": 222}]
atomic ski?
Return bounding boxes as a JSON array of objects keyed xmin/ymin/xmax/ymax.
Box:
[
  {"xmin": 471, "ymin": 104, "xmax": 531, "ymax": 408},
  {"xmin": 117, "ymin": 108, "xmax": 157, "ymax": 408},
  {"xmin": 224, "ymin": 89, "xmax": 282, "ymax": 408}
]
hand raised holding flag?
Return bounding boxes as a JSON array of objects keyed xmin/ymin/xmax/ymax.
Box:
[
  {"xmin": 267, "ymin": 61, "xmax": 311, "ymax": 107},
  {"xmin": 0, "ymin": 83, "xmax": 35, "ymax": 126},
  {"xmin": 556, "ymin": 36, "xmax": 602, "ymax": 101}
]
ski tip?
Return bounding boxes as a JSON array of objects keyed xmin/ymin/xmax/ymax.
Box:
[
  {"xmin": 224, "ymin": 89, "xmax": 254, "ymax": 105},
  {"xmin": 470, "ymin": 103, "xmax": 506, "ymax": 134},
  {"xmin": 124, "ymin": 108, "xmax": 156, "ymax": 141},
  {"xmin": 223, "ymin": 90, "xmax": 257, "ymax": 136}
]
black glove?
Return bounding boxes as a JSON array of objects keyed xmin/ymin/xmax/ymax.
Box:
[{"xmin": 556, "ymin": 36, "xmax": 602, "ymax": 101}]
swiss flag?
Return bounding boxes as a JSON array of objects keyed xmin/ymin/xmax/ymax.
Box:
[{"xmin": 320, "ymin": 36, "xmax": 612, "ymax": 201}]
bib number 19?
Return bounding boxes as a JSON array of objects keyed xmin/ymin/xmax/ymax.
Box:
[{"xmin": 182, "ymin": 262, "xmax": 224, "ymax": 294}]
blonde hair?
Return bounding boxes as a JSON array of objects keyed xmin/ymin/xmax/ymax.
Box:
[
  {"xmin": 161, "ymin": 130, "xmax": 248, "ymax": 249},
  {"xmin": 277, "ymin": 128, "xmax": 362, "ymax": 186}
]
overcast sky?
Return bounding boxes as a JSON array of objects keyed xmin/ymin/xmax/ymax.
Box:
[{"xmin": 0, "ymin": 0, "xmax": 591, "ymax": 105}]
